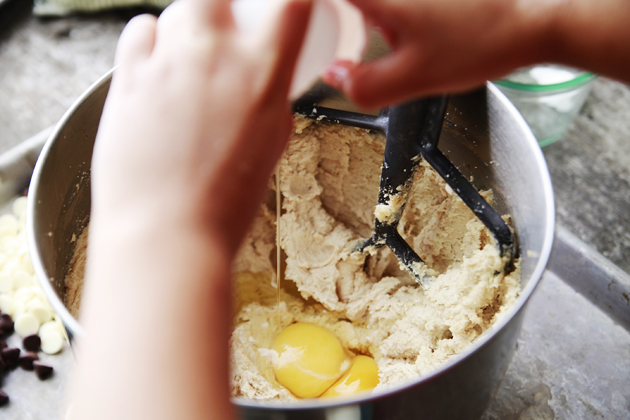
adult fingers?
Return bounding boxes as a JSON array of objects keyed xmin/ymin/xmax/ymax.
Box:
[
  {"xmin": 152, "ymin": 0, "xmax": 234, "ymax": 60},
  {"xmin": 323, "ymin": 47, "xmax": 428, "ymax": 108},
  {"xmin": 115, "ymin": 14, "xmax": 158, "ymax": 67},
  {"xmin": 344, "ymin": 0, "xmax": 393, "ymax": 21}
]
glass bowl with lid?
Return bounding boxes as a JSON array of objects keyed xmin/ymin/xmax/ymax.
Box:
[{"xmin": 494, "ymin": 65, "xmax": 596, "ymax": 147}]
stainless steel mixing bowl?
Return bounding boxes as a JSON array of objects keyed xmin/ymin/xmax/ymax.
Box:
[{"xmin": 26, "ymin": 69, "xmax": 555, "ymax": 420}]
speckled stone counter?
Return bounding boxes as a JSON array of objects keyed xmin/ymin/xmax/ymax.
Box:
[{"xmin": 543, "ymin": 78, "xmax": 630, "ymax": 273}]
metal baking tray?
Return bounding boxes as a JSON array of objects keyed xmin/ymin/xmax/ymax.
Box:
[{"xmin": 1, "ymin": 129, "xmax": 628, "ymax": 419}]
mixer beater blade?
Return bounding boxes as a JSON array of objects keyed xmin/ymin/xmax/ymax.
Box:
[{"xmin": 295, "ymin": 96, "xmax": 515, "ymax": 285}]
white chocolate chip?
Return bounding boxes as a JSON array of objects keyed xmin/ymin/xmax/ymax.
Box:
[
  {"xmin": 2, "ymin": 259, "xmax": 18, "ymax": 275},
  {"xmin": 28, "ymin": 303, "xmax": 52, "ymax": 324},
  {"xmin": 25, "ymin": 297, "xmax": 43, "ymax": 310},
  {"xmin": 39, "ymin": 320, "xmax": 64, "ymax": 336},
  {"xmin": 0, "ymin": 226, "xmax": 17, "ymax": 239},
  {"xmin": 29, "ymin": 284, "xmax": 44, "ymax": 298},
  {"xmin": 43, "ymin": 300, "xmax": 54, "ymax": 313},
  {"xmin": 14, "ymin": 287, "xmax": 34, "ymax": 303},
  {"xmin": 15, "ymin": 313, "xmax": 40, "ymax": 337},
  {"xmin": 0, "ymin": 294, "xmax": 12, "ymax": 314},
  {"xmin": 13, "ymin": 269, "xmax": 33, "ymax": 290},
  {"xmin": 0, "ymin": 272, "xmax": 13, "ymax": 293},
  {"xmin": 40, "ymin": 330, "xmax": 64, "ymax": 354},
  {"xmin": 1, "ymin": 237, "xmax": 19, "ymax": 253},
  {"xmin": 20, "ymin": 254, "xmax": 34, "ymax": 274},
  {"xmin": 16, "ymin": 244, "xmax": 29, "ymax": 261},
  {"xmin": 12, "ymin": 300, "xmax": 24, "ymax": 319},
  {"xmin": 0, "ymin": 214, "xmax": 18, "ymax": 230},
  {"xmin": 12, "ymin": 197, "xmax": 27, "ymax": 218}
]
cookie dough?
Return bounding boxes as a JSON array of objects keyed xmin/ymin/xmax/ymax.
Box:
[
  {"xmin": 230, "ymin": 116, "xmax": 519, "ymax": 400},
  {"xmin": 64, "ymin": 116, "xmax": 520, "ymax": 401},
  {"xmin": 65, "ymin": 225, "xmax": 88, "ymax": 319}
]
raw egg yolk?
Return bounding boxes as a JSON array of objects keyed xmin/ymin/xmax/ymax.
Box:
[
  {"xmin": 321, "ymin": 355, "xmax": 380, "ymax": 398},
  {"xmin": 272, "ymin": 323, "xmax": 351, "ymax": 398}
]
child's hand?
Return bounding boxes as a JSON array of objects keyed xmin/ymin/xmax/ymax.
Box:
[
  {"xmin": 92, "ymin": 0, "xmax": 312, "ymax": 255},
  {"xmin": 68, "ymin": 1, "xmax": 312, "ymax": 420}
]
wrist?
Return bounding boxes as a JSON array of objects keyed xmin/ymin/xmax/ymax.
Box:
[{"xmin": 88, "ymin": 200, "xmax": 233, "ymax": 278}]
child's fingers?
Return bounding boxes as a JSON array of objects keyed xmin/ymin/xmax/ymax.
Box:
[
  {"xmin": 154, "ymin": 1, "xmax": 193, "ymax": 47},
  {"xmin": 263, "ymin": 0, "xmax": 313, "ymax": 97},
  {"xmin": 189, "ymin": 0, "xmax": 234, "ymax": 30},
  {"xmin": 115, "ymin": 14, "xmax": 158, "ymax": 66},
  {"xmin": 152, "ymin": 0, "xmax": 234, "ymax": 58}
]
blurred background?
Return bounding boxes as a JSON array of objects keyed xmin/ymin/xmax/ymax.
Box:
[{"xmin": 3, "ymin": 0, "xmax": 629, "ymax": 272}]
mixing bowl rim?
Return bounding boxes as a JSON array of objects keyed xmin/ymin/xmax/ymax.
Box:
[
  {"xmin": 26, "ymin": 69, "xmax": 116, "ymax": 339},
  {"xmin": 26, "ymin": 72, "xmax": 555, "ymax": 408},
  {"xmin": 234, "ymin": 81, "xmax": 556, "ymax": 408}
]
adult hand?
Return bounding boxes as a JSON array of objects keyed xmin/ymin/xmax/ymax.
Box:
[{"xmin": 323, "ymin": 0, "xmax": 630, "ymax": 109}]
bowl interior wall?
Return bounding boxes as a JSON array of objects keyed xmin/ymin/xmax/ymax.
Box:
[
  {"xmin": 29, "ymin": 78, "xmax": 552, "ymax": 412},
  {"xmin": 31, "ymin": 79, "xmax": 108, "ymax": 301},
  {"xmin": 34, "ymin": 82, "xmax": 548, "ymax": 318}
]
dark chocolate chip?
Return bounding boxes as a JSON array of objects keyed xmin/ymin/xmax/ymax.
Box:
[
  {"xmin": 0, "ymin": 355, "xmax": 6, "ymax": 372},
  {"xmin": 0, "ymin": 314, "xmax": 13, "ymax": 335},
  {"xmin": 33, "ymin": 361, "xmax": 53, "ymax": 380},
  {"xmin": 0, "ymin": 340, "xmax": 6, "ymax": 349},
  {"xmin": 2, "ymin": 347, "xmax": 20, "ymax": 368},
  {"xmin": 22, "ymin": 334, "xmax": 41, "ymax": 352},
  {"xmin": 18, "ymin": 352, "xmax": 38, "ymax": 371},
  {"xmin": 0, "ymin": 391, "xmax": 8, "ymax": 406}
]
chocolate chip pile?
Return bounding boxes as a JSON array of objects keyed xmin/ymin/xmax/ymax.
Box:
[
  {"xmin": 0, "ymin": 312, "xmax": 54, "ymax": 406},
  {"xmin": 0, "ymin": 196, "xmax": 67, "ymax": 407}
]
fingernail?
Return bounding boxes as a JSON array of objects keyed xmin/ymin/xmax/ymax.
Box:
[{"xmin": 322, "ymin": 60, "xmax": 353, "ymax": 90}]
